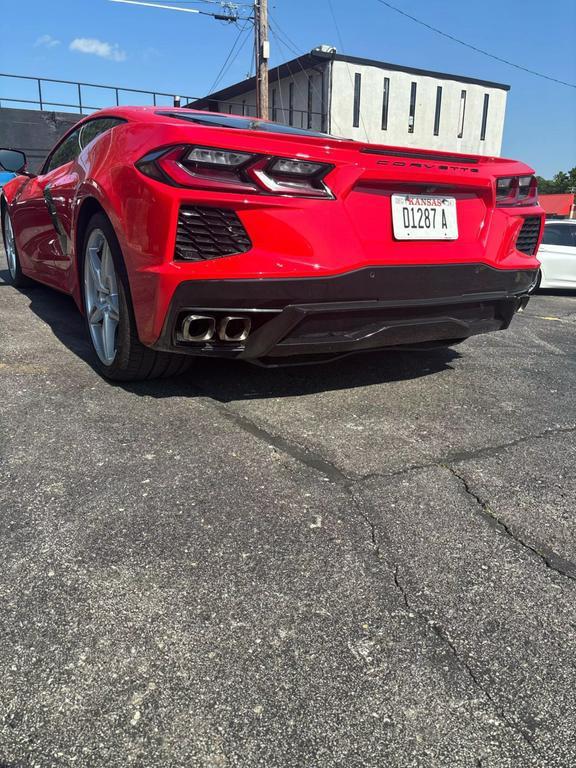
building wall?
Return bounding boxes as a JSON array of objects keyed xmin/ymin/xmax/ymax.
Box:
[
  {"xmin": 0, "ymin": 107, "xmax": 81, "ymax": 173},
  {"xmin": 329, "ymin": 60, "xmax": 507, "ymax": 155},
  {"xmin": 208, "ymin": 60, "xmax": 507, "ymax": 155}
]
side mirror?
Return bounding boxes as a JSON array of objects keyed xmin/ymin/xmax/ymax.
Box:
[{"xmin": 0, "ymin": 148, "xmax": 27, "ymax": 174}]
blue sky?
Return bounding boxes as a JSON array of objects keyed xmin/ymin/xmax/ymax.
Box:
[{"xmin": 1, "ymin": 0, "xmax": 574, "ymax": 176}]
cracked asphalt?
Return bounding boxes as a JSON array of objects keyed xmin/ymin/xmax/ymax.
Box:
[{"xmin": 1, "ymin": 243, "xmax": 576, "ymax": 768}]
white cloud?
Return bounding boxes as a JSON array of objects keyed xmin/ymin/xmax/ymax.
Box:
[
  {"xmin": 69, "ymin": 38, "xmax": 127, "ymax": 62},
  {"xmin": 35, "ymin": 34, "xmax": 61, "ymax": 48}
]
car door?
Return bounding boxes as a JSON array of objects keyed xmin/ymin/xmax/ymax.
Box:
[
  {"xmin": 11, "ymin": 125, "xmax": 83, "ymax": 284},
  {"xmin": 11, "ymin": 117, "xmax": 125, "ymax": 288},
  {"xmin": 538, "ymin": 223, "xmax": 576, "ymax": 287},
  {"xmin": 47, "ymin": 117, "xmax": 126, "ymax": 281}
]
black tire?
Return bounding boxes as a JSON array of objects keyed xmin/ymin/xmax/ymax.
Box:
[
  {"xmin": 1, "ymin": 206, "xmax": 35, "ymax": 288},
  {"xmin": 81, "ymin": 212, "xmax": 191, "ymax": 382}
]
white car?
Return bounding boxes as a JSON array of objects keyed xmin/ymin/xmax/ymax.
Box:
[{"xmin": 536, "ymin": 220, "xmax": 576, "ymax": 290}]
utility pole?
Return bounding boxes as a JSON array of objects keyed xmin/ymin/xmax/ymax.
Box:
[
  {"xmin": 110, "ymin": 0, "xmax": 266, "ymax": 115},
  {"xmin": 254, "ymin": 0, "xmax": 269, "ymax": 119}
]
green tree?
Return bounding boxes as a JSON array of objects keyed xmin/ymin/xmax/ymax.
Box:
[{"xmin": 536, "ymin": 167, "xmax": 576, "ymax": 194}]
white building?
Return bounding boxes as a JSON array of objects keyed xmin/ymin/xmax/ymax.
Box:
[{"xmin": 188, "ymin": 47, "xmax": 510, "ymax": 156}]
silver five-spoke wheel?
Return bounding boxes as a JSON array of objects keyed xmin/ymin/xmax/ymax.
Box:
[
  {"xmin": 84, "ymin": 228, "xmax": 120, "ymax": 366},
  {"xmin": 4, "ymin": 211, "xmax": 17, "ymax": 279}
]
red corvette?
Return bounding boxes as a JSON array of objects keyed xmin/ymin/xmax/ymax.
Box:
[{"xmin": 1, "ymin": 107, "xmax": 543, "ymax": 380}]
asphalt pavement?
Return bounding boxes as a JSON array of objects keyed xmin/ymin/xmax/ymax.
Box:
[{"xmin": 1, "ymin": 245, "xmax": 575, "ymax": 768}]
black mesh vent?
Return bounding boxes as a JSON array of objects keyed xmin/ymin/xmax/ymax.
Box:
[
  {"xmin": 174, "ymin": 206, "xmax": 252, "ymax": 262},
  {"xmin": 515, "ymin": 216, "xmax": 541, "ymax": 256}
]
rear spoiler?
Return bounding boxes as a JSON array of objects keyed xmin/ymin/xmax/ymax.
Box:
[
  {"xmin": 360, "ymin": 147, "xmax": 481, "ymax": 165},
  {"xmin": 357, "ymin": 145, "xmax": 531, "ymax": 176}
]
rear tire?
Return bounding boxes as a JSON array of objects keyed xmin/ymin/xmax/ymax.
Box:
[
  {"xmin": 2, "ymin": 206, "xmax": 35, "ymax": 288},
  {"xmin": 81, "ymin": 212, "xmax": 191, "ymax": 382}
]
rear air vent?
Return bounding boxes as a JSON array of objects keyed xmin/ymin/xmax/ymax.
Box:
[
  {"xmin": 174, "ymin": 206, "xmax": 251, "ymax": 262},
  {"xmin": 515, "ymin": 216, "xmax": 541, "ymax": 256}
]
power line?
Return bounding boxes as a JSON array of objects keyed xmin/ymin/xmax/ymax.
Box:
[
  {"xmin": 263, "ymin": 25, "xmax": 287, "ymax": 120},
  {"xmin": 326, "ymin": 0, "xmax": 369, "ymax": 140},
  {"xmin": 268, "ymin": 18, "xmax": 332, "ymax": 128},
  {"xmin": 209, "ymin": 20, "xmax": 252, "ymax": 94},
  {"xmin": 248, "ymin": 34, "xmax": 255, "ymax": 79},
  {"xmin": 268, "ymin": 19, "xmax": 343, "ymax": 133},
  {"xmin": 108, "ymin": 0, "xmax": 241, "ymax": 21},
  {"xmin": 267, "ymin": 25, "xmax": 304, "ymax": 117},
  {"xmin": 156, "ymin": 1, "xmax": 252, "ymax": 6},
  {"xmin": 375, "ymin": 0, "xmax": 576, "ymax": 89},
  {"xmin": 326, "ymin": 0, "xmax": 345, "ymax": 57},
  {"xmin": 109, "ymin": 0, "xmax": 264, "ymax": 113},
  {"xmin": 217, "ymin": 31, "xmax": 252, "ymax": 92},
  {"xmin": 266, "ymin": 17, "xmax": 302, "ymax": 57}
]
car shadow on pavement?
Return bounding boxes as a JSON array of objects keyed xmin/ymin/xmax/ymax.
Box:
[
  {"xmin": 536, "ymin": 289, "xmax": 576, "ymax": 297},
  {"xmin": 1, "ymin": 269, "xmax": 96, "ymax": 366},
  {"xmin": 5, "ymin": 270, "xmax": 461, "ymax": 400},
  {"xmin": 129, "ymin": 346, "xmax": 461, "ymax": 403}
]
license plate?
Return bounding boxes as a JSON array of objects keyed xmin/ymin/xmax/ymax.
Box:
[{"xmin": 391, "ymin": 194, "xmax": 458, "ymax": 240}]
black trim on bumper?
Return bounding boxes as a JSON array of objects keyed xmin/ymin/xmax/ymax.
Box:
[{"xmin": 152, "ymin": 264, "xmax": 538, "ymax": 363}]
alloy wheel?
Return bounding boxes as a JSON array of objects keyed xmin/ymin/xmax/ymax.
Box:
[
  {"xmin": 84, "ymin": 228, "xmax": 120, "ymax": 365},
  {"xmin": 4, "ymin": 212, "xmax": 17, "ymax": 279}
]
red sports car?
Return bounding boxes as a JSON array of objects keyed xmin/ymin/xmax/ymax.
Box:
[{"xmin": 1, "ymin": 107, "xmax": 543, "ymax": 380}]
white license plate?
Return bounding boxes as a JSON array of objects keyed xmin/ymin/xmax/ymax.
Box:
[{"xmin": 391, "ymin": 194, "xmax": 458, "ymax": 240}]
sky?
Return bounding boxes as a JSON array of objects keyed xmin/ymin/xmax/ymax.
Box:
[{"xmin": 0, "ymin": 0, "xmax": 575, "ymax": 177}]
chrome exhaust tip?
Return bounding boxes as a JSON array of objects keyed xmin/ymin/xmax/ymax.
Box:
[
  {"xmin": 517, "ymin": 295, "xmax": 530, "ymax": 313},
  {"xmin": 218, "ymin": 316, "xmax": 251, "ymax": 342},
  {"xmin": 181, "ymin": 315, "xmax": 216, "ymax": 342}
]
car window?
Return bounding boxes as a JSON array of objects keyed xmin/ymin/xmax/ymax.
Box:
[
  {"xmin": 43, "ymin": 117, "xmax": 125, "ymax": 175},
  {"xmin": 542, "ymin": 224, "xmax": 576, "ymax": 247},
  {"xmin": 79, "ymin": 117, "xmax": 125, "ymax": 150},
  {"xmin": 44, "ymin": 128, "xmax": 82, "ymax": 174},
  {"xmin": 157, "ymin": 110, "xmax": 330, "ymax": 138}
]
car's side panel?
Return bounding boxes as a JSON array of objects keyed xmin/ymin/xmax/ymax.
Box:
[
  {"xmin": 7, "ymin": 175, "xmax": 56, "ymax": 280},
  {"xmin": 11, "ymin": 163, "xmax": 81, "ymax": 288},
  {"xmin": 539, "ymin": 244, "xmax": 576, "ymax": 288},
  {"xmin": 44, "ymin": 162, "xmax": 82, "ymax": 283},
  {"xmin": 3, "ymin": 122, "xmax": 128, "ymax": 299},
  {"xmin": 66, "ymin": 125, "xmax": 171, "ymax": 312},
  {"xmin": 1, "ymin": 175, "xmax": 25, "ymax": 249}
]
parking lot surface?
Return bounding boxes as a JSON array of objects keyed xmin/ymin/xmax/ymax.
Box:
[{"xmin": 1, "ymin": 245, "xmax": 575, "ymax": 768}]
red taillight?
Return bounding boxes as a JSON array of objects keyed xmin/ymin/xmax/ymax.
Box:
[
  {"xmin": 136, "ymin": 145, "xmax": 334, "ymax": 198},
  {"xmin": 246, "ymin": 157, "xmax": 334, "ymax": 198},
  {"xmin": 496, "ymin": 175, "xmax": 538, "ymax": 207},
  {"xmin": 157, "ymin": 145, "xmax": 258, "ymax": 193}
]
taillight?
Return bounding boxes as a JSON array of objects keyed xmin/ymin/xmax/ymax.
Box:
[
  {"xmin": 518, "ymin": 175, "xmax": 538, "ymax": 203},
  {"xmin": 136, "ymin": 145, "xmax": 334, "ymax": 198},
  {"xmin": 154, "ymin": 145, "xmax": 258, "ymax": 193},
  {"xmin": 496, "ymin": 175, "xmax": 538, "ymax": 207},
  {"xmin": 247, "ymin": 157, "xmax": 334, "ymax": 198}
]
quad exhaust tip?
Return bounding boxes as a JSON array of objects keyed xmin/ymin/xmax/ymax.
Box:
[
  {"xmin": 219, "ymin": 316, "xmax": 251, "ymax": 342},
  {"xmin": 181, "ymin": 315, "xmax": 216, "ymax": 342},
  {"xmin": 180, "ymin": 314, "xmax": 251, "ymax": 343}
]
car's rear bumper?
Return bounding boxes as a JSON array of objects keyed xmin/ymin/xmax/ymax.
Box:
[{"xmin": 150, "ymin": 264, "xmax": 538, "ymax": 364}]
